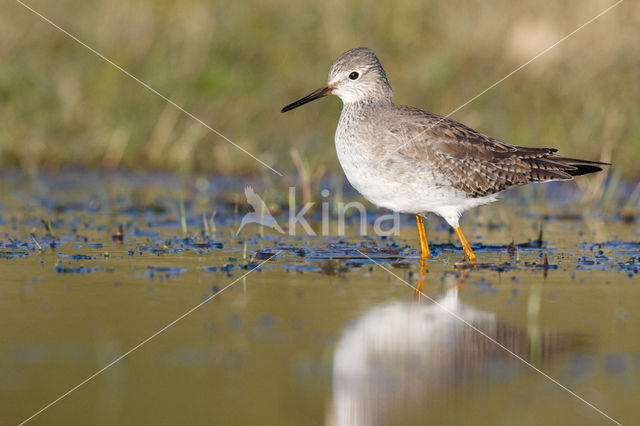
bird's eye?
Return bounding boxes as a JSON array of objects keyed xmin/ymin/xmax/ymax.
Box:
[{"xmin": 349, "ymin": 71, "xmax": 359, "ymax": 80}]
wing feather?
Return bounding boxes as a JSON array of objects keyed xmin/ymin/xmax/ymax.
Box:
[{"xmin": 388, "ymin": 106, "xmax": 608, "ymax": 197}]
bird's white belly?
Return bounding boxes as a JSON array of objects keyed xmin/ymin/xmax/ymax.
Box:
[
  {"xmin": 335, "ymin": 133, "xmax": 498, "ymax": 225},
  {"xmin": 335, "ymin": 138, "xmax": 435, "ymax": 212},
  {"xmin": 342, "ymin": 163, "xmax": 429, "ymax": 212}
]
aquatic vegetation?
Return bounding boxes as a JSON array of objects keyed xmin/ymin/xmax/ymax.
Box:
[{"xmin": 0, "ymin": 171, "xmax": 639, "ymax": 425}]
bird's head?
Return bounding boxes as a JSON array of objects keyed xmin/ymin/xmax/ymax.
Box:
[{"xmin": 281, "ymin": 47, "xmax": 393, "ymax": 113}]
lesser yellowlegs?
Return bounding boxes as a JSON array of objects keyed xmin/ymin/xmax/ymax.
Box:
[{"xmin": 281, "ymin": 47, "xmax": 608, "ymax": 261}]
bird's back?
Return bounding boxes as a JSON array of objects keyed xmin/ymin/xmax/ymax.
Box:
[{"xmin": 349, "ymin": 103, "xmax": 608, "ymax": 198}]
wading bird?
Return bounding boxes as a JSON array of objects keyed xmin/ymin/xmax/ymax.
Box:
[{"xmin": 282, "ymin": 47, "xmax": 608, "ymax": 261}]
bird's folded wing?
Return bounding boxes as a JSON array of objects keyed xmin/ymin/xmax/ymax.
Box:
[{"xmin": 389, "ymin": 106, "xmax": 607, "ymax": 197}]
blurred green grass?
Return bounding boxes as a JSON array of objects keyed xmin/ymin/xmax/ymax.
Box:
[{"xmin": 1, "ymin": 0, "xmax": 639, "ymax": 178}]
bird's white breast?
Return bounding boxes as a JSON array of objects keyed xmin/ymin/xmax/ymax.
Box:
[{"xmin": 334, "ymin": 106, "xmax": 498, "ymax": 226}]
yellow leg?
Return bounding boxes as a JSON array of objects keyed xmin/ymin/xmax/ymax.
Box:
[
  {"xmin": 414, "ymin": 258, "xmax": 428, "ymax": 301},
  {"xmin": 415, "ymin": 215, "xmax": 430, "ymax": 260},
  {"xmin": 454, "ymin": 225, "xmax": 476, "ymax": 262}
]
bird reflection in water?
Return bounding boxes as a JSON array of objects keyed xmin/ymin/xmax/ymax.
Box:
[{"xmin": 328, "ymin": 260, "xmax": 580, "ymax": 426}]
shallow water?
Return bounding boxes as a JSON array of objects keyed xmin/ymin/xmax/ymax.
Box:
[{"xmin": 1, "ymin": 171, "xmax": 639, "ymax": 425}]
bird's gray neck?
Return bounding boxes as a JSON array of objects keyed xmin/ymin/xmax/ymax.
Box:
[
  {"xmin": 337, "ymin": 98, "xmax": 394, "ymax": 150},
  {"xmin": 341, "ymin": 97, "xmax": 393, "ymax": 122}
]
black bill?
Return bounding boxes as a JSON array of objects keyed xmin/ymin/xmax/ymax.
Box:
[{"xmin": 281, "ymin": 85, "xmax": 332, "ymax": 113}]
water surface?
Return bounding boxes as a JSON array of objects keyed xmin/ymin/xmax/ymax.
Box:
[{"xmin": 1, "ymin": 171, "xmax": 638, "ymax": 425}]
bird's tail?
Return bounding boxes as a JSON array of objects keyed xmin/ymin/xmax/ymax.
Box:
[{"xmin": 552, "ymin": 157, "xmax": 611, "ymax": 176}]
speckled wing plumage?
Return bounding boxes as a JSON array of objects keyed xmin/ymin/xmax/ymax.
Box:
[{"xmin": 390, "ymin": 106, "xmax": 608, "ymax": 198}]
